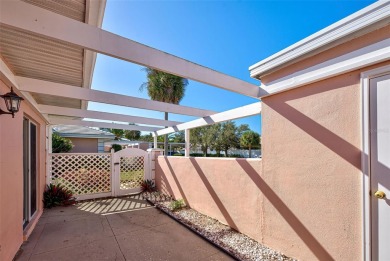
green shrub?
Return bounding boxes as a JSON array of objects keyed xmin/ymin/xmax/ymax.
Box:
[
  {"xmin": 172, "ymin": 153, "xmax": 184, "ymax": 156},
  {"xmin": 229, "ymin": 153, "xmax": 245, "ymax": 158},
  {"xmin": 52, "ymin": 133, "xmax": 73, "ymax": 153},
  {"xmin": 43, "ymin": 183, "xmax": 76, "ymax": 208},
  {"xmin": 111, "ymin": 144, "xmax": 122, "ymax": 152},
  {"xmin": 170, "ymin": 199, "xmax": 185, "ymax": 211},
  {"xmin": 189, "ymin": 153, "xmax": 204, "ymax": 157}
]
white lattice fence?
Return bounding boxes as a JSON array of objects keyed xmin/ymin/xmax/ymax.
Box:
[
  {"xmin": 49, "ymin": 153, "xmax": 112, "ymax": 196},
  {"xmin": 119, "ymin": 156, "xmax": 144, "ymax": 190}
]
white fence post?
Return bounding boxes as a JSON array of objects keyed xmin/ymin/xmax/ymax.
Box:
[
  {"xmin": 147, "ymin": 148, "xmax": 164, "ymax": 181},
  {"xmin": 110, "ymin": 148, "xmax": 116, "ymax": 197}
]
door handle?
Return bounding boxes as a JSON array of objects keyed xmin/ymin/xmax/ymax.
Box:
[{"xmin": 374, "ymin": 191, "xmax": 386, "ymax": 199}]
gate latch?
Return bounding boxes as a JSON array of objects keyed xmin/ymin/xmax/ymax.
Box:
[{"xmin": 114, "ymin": 162, "xmax": 120, "ymax": 165}]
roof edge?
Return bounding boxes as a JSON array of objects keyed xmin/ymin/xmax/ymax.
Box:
[
  {"xmin": 82, "ymin": 0, "xmax": 107, "ymax": 110},
  {"xmin": 249, "ymin": 1, "xmax": 390, "ymax": 79}
]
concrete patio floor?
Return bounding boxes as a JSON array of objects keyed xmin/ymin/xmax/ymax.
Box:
[{"xmin": 16, "ymin": 195, "xmax": 234, "ymax": 261}]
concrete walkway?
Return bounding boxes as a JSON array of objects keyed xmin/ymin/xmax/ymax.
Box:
[{"xmin": 16, "ymin": 195, "xmax": 233, "ymax": 261}]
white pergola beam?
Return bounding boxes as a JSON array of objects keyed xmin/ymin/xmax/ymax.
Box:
[
  {"xmin": 156, "ymin": 102, "xmax": 262, "ymax": 136},
  {"xmin": 1, "ymin": 0, "xmax": 264, "ymax": 98},
  {"xmin": 39, "ymin": 105, "xmax": 182, "ymax": 127},
  {"xmin": 16, "ymin": 77, "xmax": 216, "ymax": 117},
  {"xmin": 49, "ymin": 117, "xmax": 160, "ymax": 132}
]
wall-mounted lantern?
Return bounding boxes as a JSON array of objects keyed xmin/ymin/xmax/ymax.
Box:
[{"xmin": 0, "ymin": 87, "xmax": 24, "ymax": 118}]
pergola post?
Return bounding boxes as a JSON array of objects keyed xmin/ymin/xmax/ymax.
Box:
[
  {"xmin": 185, "ymin": 129, "xmax": 190, "ymax": 157},
  {"xmin": 46, "ymin": 125, "xmax": 53, "ymax": 185},
  {"xmin": 153, "ymin": 134, "xmax": 158, "ymax": 150}
]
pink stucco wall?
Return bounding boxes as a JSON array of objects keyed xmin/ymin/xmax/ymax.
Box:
[
  {"xmin": 156, "ymin": 157, "xmax": 263, "ymax": 244},
  {"xmin": 257, "ymin": 25, "xmax": 390, "ymax": 260},
  {"xmin": 0, "ymin": 80, "xmax": 47, "ymax": 261},
  {"xmin": 155, "ymin": 28, "xmax": 390, "ymax": 260}
]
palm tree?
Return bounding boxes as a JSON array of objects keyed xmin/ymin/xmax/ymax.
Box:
[{"xmin": 140, "ymin": 68, "xmax": 188, "ymax": 155}]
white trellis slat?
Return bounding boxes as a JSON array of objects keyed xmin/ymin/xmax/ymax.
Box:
[{"xmin": 49, "ymin": 153, "xmax": 112, "ymax": 200}]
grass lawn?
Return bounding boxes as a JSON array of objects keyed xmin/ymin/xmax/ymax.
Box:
[{"xmin": 120, "ymin": 169, "xmax": 144, "ymax": 182}]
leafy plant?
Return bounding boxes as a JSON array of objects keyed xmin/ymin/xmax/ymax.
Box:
[
  {"xmin": 52, "ymin": 133, "xmax": 73, "ymax": 153},
  {"xmin": 170, "ymin": 199, "xmax": 185, "ymax": 211},
  {"xmin": 141, "ymin": 179, "xmax": 156, "ymax": 192},
  {"xmin": 111, "ymin": 144, "xmax": 122, "ymax": 152},
  {"xmin": 43, "ymin": 183, "xmax": 76, "ymax": 208}
]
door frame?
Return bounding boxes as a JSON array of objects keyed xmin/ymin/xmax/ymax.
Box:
[
  {"xmin": 23, "ymin": 116, "xmax": 38, "ymax": 228},
  {"xmin": 361, "ymin": 64, "xmax": 390, "ymax": 261}
]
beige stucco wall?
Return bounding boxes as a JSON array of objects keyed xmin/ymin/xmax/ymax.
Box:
[
  {"xmin": 68, "ymin": 138, "xmax": 98, "ymax": 153},
  {"xmin": 156, "ymin": 157, "xmax": 263, "ymax": 243},
  {"xmin": 0, "ymin": 80, "xmax": 47, "ymax": 261}
]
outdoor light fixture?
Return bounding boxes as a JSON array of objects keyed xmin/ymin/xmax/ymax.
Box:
[{"xmin": 0, "ymin": 87, "xmax": 24, "ymax": 118}]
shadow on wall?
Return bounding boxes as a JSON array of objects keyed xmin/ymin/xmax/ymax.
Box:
[
  {"xmin": 161, "ymin": 157, "xmax": 189, "ymax": 204},
  {"xmin": 236, "ymin": 160, "xmax": 334, "ymax": 261},
  {"xmin": 266, "ymin": 77, "xmax": 390, "ymax": 191},
  {"xmin": 189, "ymin": 158, "xmax": 238, "ymax": 230}
]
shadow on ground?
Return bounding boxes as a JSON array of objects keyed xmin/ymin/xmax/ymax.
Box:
[{"xmin": 16, "ymin": 195, "xmax": 233, "ymax": 261}]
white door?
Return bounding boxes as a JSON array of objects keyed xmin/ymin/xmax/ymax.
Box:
[
  {"xmin": 370, "ymin": 73, "xmax": 390, "ymax": 260},
  {"xmin": 113, "ymin": 148, "xmax": 149, "ymax": 196}
]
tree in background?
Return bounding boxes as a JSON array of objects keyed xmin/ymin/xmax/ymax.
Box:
[
  {"xmin": 191, "ymin": 125, "xmax": 218, "ymax": 156},
  {"xmin": 220, "ymin": 121, "xmax": 250, "ymax": 156},
  {"xmin": 124, "ymin": 123, "xmax": 141, "ymax": 140},
  {"xmin": 52, "ymin": 133, "xmax": 73, "ymax": 153},
  {"xmin": 124, "ymin": 130, "xmax": 141, "ymax": 140},
  {"xmin": 111, "ymin": 129, "xmax": 124, "ymax": 140},
  {"xmin": 140, "ymin": 68, "xmax": 188, "ymax": 155},
  {"xmin": 139, "ymin": 133, "xmax": 164, "ymax": 143},
  {"xmin": 240, "ymin": 131, "xmax": 261, "ymax": 158},
  {"xmin": 169, "ymin": 131, "xmax": 185, "ymax": 143}
]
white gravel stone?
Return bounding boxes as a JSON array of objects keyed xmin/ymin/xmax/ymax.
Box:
[{"xmin": 143, "ymin": 192, "xmax": 297, "ymax": 261}]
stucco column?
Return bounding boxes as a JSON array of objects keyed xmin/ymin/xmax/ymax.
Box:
[{"xmin": 147, "ymin": 148, "xmax": 164, "ymax": 181}]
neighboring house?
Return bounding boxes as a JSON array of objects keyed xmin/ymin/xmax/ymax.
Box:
[
  {"xmin": 54, "ymin": 125, "xmax": 115, "ymax": 153},
  {"xmin": 104, "ymin": 140, "xmax": 152, "ymax": 152}
]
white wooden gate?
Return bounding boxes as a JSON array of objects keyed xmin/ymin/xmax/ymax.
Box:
[
  {"xmin": 112, "ymin": 148, "xmax": 150, "ymax": 196},
  {"xmin": 49, "ymin": 148, "xmax": 154, "ymax": 200}
]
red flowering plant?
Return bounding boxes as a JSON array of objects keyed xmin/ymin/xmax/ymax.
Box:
[{"xmin": 43, "ymin": 183, "xmax": 76, "ymax": 208}]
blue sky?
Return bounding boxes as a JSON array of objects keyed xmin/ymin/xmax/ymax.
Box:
[{"xmin": 89, "ymin": 0, "xmax": 376, "ymax": 134}]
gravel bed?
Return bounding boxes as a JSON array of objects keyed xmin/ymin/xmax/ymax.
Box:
[{"xmin": 143, "ymin": 192, "xmax": 297, "ymax": 261}]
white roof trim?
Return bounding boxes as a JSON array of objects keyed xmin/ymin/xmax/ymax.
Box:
[
  {"xmin": 260, "ymin": 38, "xmax": 390, "ymax": 97},
  {"xmin": 82, "ymin": 0, "xmax": 106, "ymax": 110},
  {"xmin": 249, "ymin": 1, "xmax": 390, "ymax": 78}
]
